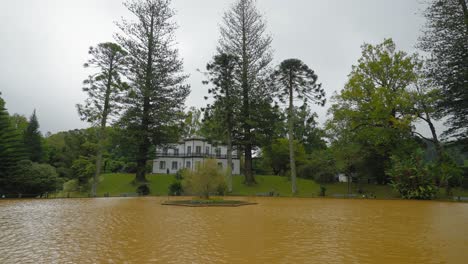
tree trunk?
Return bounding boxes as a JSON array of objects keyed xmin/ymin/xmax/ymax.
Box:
[
  {"xmin": 241, "ymin": 21, "xmax": 255, "ymax": 185},
  {"xmin": 92, "ymin": 58, "xmax": 114, "ymax": 197},
  {"xmin": 459, "ymin": 0, "xmax": 468, "ymax": 33},
  {"xmin": 226, "ymin": 139, "xmax": 233, "ymax": 192},
  {"xmin": 288, "ymin": 78, "xmax": 297, "ymax": 194},
  {"xmin": 135, "ymin": 12, "xmax": 155, "ymax": 183},
  {"xmin": 226, "ymin": 110, "xmax": 233, "ymax": 193}
]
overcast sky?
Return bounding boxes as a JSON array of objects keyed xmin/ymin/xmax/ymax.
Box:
[{"xmin": 0, "ymin": 0, "xmax": 431, "ymax": 135}]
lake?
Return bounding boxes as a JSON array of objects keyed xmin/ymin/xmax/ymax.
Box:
[{"xmin": 1, "ymin": 197, "xmax": 467, "ymax": 263}]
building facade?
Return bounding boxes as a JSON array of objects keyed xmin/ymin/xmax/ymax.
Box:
[{"xmin": 152, "ymin": 137, "xmax": 241, "ymax": 175}]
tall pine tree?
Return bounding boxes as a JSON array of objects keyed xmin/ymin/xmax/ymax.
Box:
[
  {"xmin": 23, "ymin": 110, "xmax": 43, "ymax": 162},
  {"xmin": 77, "ymin": 42, "xmax": 128, "ymax": 196},
  {"xmin": 419, "ymin": 0, "xmax": 468, "ymax": 144},
  {"xmin": 218, "ymin": 0, "xmax": 273, "ymax": 184},
  {"xmin": 0, "ymin": 94, "xmax": 26, "ymax": 193},
  {"xmin": 116, "ymin": 0, "xmax": 190, "ymax": 182}
]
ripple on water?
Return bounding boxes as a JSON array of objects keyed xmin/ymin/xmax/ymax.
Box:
[{"xmin": 0, "ymin": 197, "xmax": 467, "ymax": 263}]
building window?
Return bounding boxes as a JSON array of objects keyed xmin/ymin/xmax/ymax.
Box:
[
  {"xmin": 186, "ymin": 161, "xmax": 191, "ymax": 168},
  {"xmin": 163, "ymin": 148, "xmax": 168, "ymax": 155},
  {"xmin": 206, "ymin": 146, "xmax": 210, "ymax": 155},
  {"xmin": 187, "ymin": 146, "xmax": 192, "ymax": 155},
  {"xmin": 159, "ymin": 161, "xmax": 166, "ymax": 169},
  {"xmin": 218, "ymin": 162, "xmax": 223, "ymax": 169},
  {"xmin": 195, "ymin": 146, "xmax": 201, "ymax": 154},
  {"xmin": 215, "ymin": 148, "xmax": 221, "ymax": 157},
  {"xmin": 232, "ymin": 163, "xmax": 234, "ymax": 170},
  {"xmin": 174, "ymin": 149, "xmax": 179, "ymax": 156},
  {"xmin": 172, "ymin": 161, "xmax": 178, "ymax": 170}
]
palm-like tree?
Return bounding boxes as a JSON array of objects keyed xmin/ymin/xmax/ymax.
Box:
[{"xmin": 271, "ymin": 59, "xmax": 325, "ymax": 194}]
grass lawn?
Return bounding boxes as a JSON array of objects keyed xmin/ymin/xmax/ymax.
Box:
[
  {"xmin": 57, "ymin": 173, "xmax": 468, "ymax": 200},
  {"xmin": 95, "ymin": 173, "xmax": 175, "ymax": 196}
]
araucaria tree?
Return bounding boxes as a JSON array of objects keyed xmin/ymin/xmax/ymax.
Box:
[
  {"xmin": 218, "ymin": 0, "xmax": 273, "ymax": 184},
  {"xmin": 77, "ymin": 42, "xmax": 128, "ymax": 196},
  {"xmin": 23, "ymin": 110, "xmax": 43, "ymax": 162},
  {"xmin": 270, "ymin": 59, "xmax": 325, "ymax": 194},
  {"xmin": 117, "ymin": 0, "xmax": 190, "ymax": 183},
  {"xmin": 203, "ymin": 53, "xmax": 240, "ymax": 192},
  {"xmin": 418, "ymin": 0, "xmax": 468, "ymax": 144}
]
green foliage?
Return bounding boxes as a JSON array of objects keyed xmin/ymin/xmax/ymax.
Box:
[
  {"xmin": 71, "ymin": 156, "xmax": 95, "ymax": 185},
  {"xmin": 218, "ymin": 0, "xmax": 274, "ymax": 184},
  {"xmin": 429, "ymin": 155, "xmax": 463, "ymax": 195},
  {"xmin": 23, "ymin": 110, "xmax": 44, "ymax": 162},
  {"xmin": 0, "ymin": 94, "xmax": 27, "ymax": 191},
  {"xmin": 182, "ymin": 159, "xmax": 226, "ymax": 199},
  {"xmin": 328, "ymin": 39, "xmax": 422, "ymax": 184},
  {"xmin": 63, "ymin": 179, "xmax": 79, "ymax": 193},
  {"xmin": 168, "ymin": 181, "xmax": 183, "ymax": 196},
  {"xmin": 261, "ymin": 138, "xmax": 307, "ymax": 175},
  {"xmin": 175, "ymin": 168, "xmax": 187, "ymax": 180},
  {"xmin": 319, "ymin": 185, "xmax": 327, "ymax": 197},
  {"xmin": 136, "ymin": 184, "xmax": 150, "ymax": 196},
  {"xmin": 116, "ymin": 0, "xmax": 190, "ymax": 182},
  {"xmin": 183, "ymin": 107, "xmax": 203, "ymax": 138},
  {"xmin": 286, "ymin": 106, "xmax": 327, "ymax": 153},
  {"xmin": 13, "ymin": 160, "xmax": 62, "ymax": 196},
  {"xmin": 388, "ymin": 149, "xmax": 438, "ymax": 200},
  {"xmin": 298, "ymin": 149, "xmax": 337, "ymax": 183},
  {"xmin": 418, "ymin": 0, "xmax": 468, "ymax": 142},
  {"xmin": 77, "ymin": 42, "xmax": 128, "ymax": 126}
]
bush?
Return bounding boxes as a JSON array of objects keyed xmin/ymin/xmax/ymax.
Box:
[
  {"xmin": 182, "ymin": 159, "xmax": 225, "ymax": 199},
  {"xmin": 14, "ymin": 160, "xmax": 63, "ymax": 196},
  {"xmin": 175, "ymin": 168, "xmax": 187, "ymax": 180},
  {"xmin": 136, "ymin": 184, "xmax": 150, "ymax": 196},
  {"xmin": 319, "ymin": 185, "xmax": 326, "ymax": 197},
  {"xmin": 123, "ymin": 162, "xmax": 137, "ymax": 173},
  {"xmin": 71, "ymin": 156, "xmax": 95, "ymax": 185},
  {"xmin": 168, "ymin": 181, "xmax": 183, "ymax": 196},
  {"xmin": 388, "ymin": 150, "xmax": 438, "ymax": 200},
  {"xmin": 106, "ymin": 159, "xmax": 126, "ymax": 173},
  {"xmin": 216, "ymin": 182, "xmax": 227, "ymax": 196},
  {"xmin": 298, "ymin": 149, "xmax": 336, "ymax": 183},
  {"xmin": 63, "ymin": 179, "xmax": 79, "ymax": 192}
]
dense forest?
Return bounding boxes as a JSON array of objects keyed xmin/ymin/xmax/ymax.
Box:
[{"xmin": 0, "ymin": 0, "xmax": 467, "ymax": 199}]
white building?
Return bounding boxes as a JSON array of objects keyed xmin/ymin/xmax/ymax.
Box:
[{"xmin": 152, "ymin": 137, "xmax": 241, "ymax": 175}]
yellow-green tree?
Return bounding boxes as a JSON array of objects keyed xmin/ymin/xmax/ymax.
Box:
[{"xmin": 182, "ymin": 159, "xmax": 226, "ymax": 199}]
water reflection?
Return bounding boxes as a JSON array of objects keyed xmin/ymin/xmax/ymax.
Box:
[{"xmin": 0, "ymin": 198, "xmax": 467, "ymax": 263}]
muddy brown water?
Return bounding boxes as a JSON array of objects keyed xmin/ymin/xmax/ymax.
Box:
[{"xmin": 0, "ymin": 197, "xmax": 467, "ymax": 263}]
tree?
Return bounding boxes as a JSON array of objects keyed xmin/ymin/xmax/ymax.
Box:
[
  {"xmin": 116, "ymin": 0, "xmax": 190, "ymax": 182},
  {"xmin": 410, "ymin": 71, "xmax": 444, "ymax": 159},
  {"xmin": 182, "ymin": 159, "xmax": 226, "ymax": 199},
  {"xmin": 202, "ymin": 53, "xmax": 240, "ymax": 192},
  {"xmin": 284, "ymin": 106, "xmax": 327, "ymax": 154},
  {"xmin": 418, "ymin": 0, "xmax": 468, "ymax": 144},
  {"xmin": 261, "ymin": 138, "xmax": 307, "ymax": 176},
  {"xmin": 328, "ymin": 39, "xmax": 419, "ymax": 184},
  {"xmin": 218, "ymin": 0, "xmax": 273, "ymax": 185},
  {"xmin": 14, "ymin": 160, "xmax": 62, "ymax": 197},
  {"xmin": 23, "ymin": 110, "xmax": 43, "ymax": 162},
  {"xmin": 270, "ymin": 59, "xmax": 325, "ymax": 194},
  {"xmin": 77, "ymin": 42, "xmax": 128, "ymax": 196},
  {"xmin": 183, "ymin": 107, "xmax": 203, "ymax": 138},
  {"xmin": 0, "ymin": 94, "xmax": 26, "ymax": 193}
]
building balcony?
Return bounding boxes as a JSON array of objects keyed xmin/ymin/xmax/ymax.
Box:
[{"xmin": 155, "ymin": 152, "xmax": 239, "ymax": 159}]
